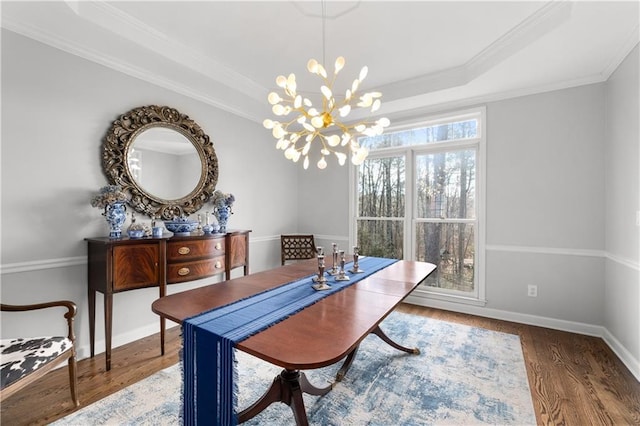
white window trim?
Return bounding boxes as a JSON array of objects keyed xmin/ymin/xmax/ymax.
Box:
[{"xmin": 349, "ymin": 106, "xmax": 487, "ymax": 306}]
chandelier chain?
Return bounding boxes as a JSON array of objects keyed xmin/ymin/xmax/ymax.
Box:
[{"xmin": 321, "ymin": 0, "xmax": 326, "ymax": 66}]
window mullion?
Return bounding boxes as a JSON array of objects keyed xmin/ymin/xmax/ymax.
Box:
[{"xmin": 405, "ymin": 149, "xmax": 414, "ymax": 261}]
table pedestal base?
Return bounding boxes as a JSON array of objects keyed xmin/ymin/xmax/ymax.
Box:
[
  {"xmin": 239, "ymin": 324, "xmax": 420, "ymax": 424},
  {"xmin": 336, "ymin": 324, "xmax": 420, "ymax": 382},
  {"xmin": 238, "ymin": 369, "xmax": 332, "ymax": 426}
]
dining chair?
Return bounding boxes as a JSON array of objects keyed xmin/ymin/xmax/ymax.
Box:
[
  {"xmin": 281, "ymin": 234, "xmax": 316, "ymax": 265},
  {"xmin": 1, "ymin": 300, "xmax": 79, "ymax": 406}
]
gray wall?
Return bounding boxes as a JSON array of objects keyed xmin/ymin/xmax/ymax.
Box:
[
  {"xmin": 1, "ymin": 28, "xmax": 638, "ymax": 379},
  {"xmin": 604, "ymin": 45, "xmax": 640, "ymax": 374},
  {"xmin": 483, "ymin": 84, "xmax": 605, "ymax": 324},
  {"xmin": 0, "ymin": 30, "xmax": 297, "ymax": 357}
]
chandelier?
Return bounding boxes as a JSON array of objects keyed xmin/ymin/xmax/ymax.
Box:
[{"xmin": 263, "ymin": 4, "xmax": 390, "ymax": 170}]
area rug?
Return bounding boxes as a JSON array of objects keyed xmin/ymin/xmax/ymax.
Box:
[{"xmin": 53, "ymin": 311, "xmax": 536, "ymax": 425}]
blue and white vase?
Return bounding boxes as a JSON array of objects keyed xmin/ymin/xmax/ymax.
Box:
[
  {"xmin": 104, "ymin": 201, "xmax": 127, "ymax": 238},
  {"xmin": 214, "ymin": 206, "xmax": 230, "ymax": 233}
]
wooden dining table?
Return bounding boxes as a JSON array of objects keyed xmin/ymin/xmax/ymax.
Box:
[{"xmin": 152, "ymin": 257, "xmax": 436, "ymax": 425}]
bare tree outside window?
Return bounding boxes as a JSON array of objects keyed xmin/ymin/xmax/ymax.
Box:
[
  {"xmin": 357, "ymin": 156, "xmax": 405, "ymax": 259},
  {"xmin": 355, "ymin": 115, "xmax": 481, "ymax": 294},
  {"xmin": 416, "ymin": 149, "xmax": 475, "ymax": 291}
]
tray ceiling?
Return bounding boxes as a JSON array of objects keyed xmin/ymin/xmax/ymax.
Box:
[{"xmin": 2, "ymin": 1, "xmax": 638, "ymax": 122}]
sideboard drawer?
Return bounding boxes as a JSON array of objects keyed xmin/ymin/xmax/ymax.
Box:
[
  {"xmin": 167, "ymin": 256, "xmax": 226, "ymax": 283},
  {"xmin": 167, "ymin": 238, "xmax": 225, "ymax": 262}
]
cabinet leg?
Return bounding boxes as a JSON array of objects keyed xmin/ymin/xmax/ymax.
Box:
[
  {"xmin": 104, "ymin": 293, "xmax": 112, "ymax": 371},
  {"xmin": 89, "ymin": 289, "xmax": 96, "ymax": 358}
]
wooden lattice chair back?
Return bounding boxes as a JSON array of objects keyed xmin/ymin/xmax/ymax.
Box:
[
  {"xmin": 281, "ymin": 234, "xmax": 316, "ymax": 265},
  {"xmin": 0, "ymin": 301, "xmax": 79, "ymax": 407}
]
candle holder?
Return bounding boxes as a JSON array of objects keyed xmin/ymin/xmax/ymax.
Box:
[
  {"xmin": 202, "ymin": 211, "xmax": 214, "ymax": 234},
  {"xmin": 196, "ymin": 213, "xmax": 203, "ymax": 235},
  {"xmin": 329, "ymin": 243, "xmax": 339, "ymax": 275},
  {"xmin": 349, "ymin": 246, "xmax": 364, "ymax": 273},
  {"xmin": 316, "ymin": 246, "xmax": 324, "ymax": 256},
  {"xmin": 335, "ymin": 250, "xmax": 350, "ymax": 281},
  {"xmin": 312, "ymin": 254, "xmax": 331, "ymax": 291}
]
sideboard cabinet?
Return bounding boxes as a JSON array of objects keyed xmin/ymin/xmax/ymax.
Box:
[{"xmin": 86, "ymin": 230, "xmax": 250, "ymax": 370}]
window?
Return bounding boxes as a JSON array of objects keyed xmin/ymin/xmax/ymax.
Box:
[{"xmin": 352, "ymin": 108, "xmax": 485, "ymax": 303}]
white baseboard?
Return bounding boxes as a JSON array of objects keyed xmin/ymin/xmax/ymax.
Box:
[
  {"xmin": 602, "ymin": 327, "xmax": 640, "ymax": 381},
  {"xmin": 403, "ymin": 294, "xmax": 640, "ymax": 382}
]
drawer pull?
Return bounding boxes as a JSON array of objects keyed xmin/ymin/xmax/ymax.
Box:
[
  {"xmin": 215, "ymin": 261, "xmax": 222, "ymax": 269},
  {"xmin": 178, "ymin": 247, "xmax": 191, "ymax": 255},
  {"xmin": 177, "ymin": 267, "xmax": 191, "ymax": 276},
  {"xmin": 215, "ymin": 243, "xmax": 222, "ymax": 250}
]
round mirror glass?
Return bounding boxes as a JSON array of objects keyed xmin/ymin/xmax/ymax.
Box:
[{"xmin": 128, "ymin": 127, "xmax": 202, "ymax": 201}]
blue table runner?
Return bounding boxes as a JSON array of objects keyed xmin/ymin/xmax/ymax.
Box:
[{"xmin": 182, "ymin": 256, "xmax": 398, "ymax": 425}]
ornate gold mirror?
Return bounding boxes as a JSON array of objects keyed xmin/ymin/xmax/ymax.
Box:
[{"xmin": 102, "ymin": 105, "xmax": 218, "ymax": 219}]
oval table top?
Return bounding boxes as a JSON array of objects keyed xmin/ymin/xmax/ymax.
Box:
[{"xmin": 152, "ymin": 258, "xmax": 436, "ymax": 370}]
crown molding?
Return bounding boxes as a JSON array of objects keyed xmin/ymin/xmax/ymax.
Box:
[
  {"xmin": 67, "ymin": 0, "xmax": 267, "ymax": 103},
  {"xmin": 600, "ymin": 26, "xmax": 640, "ymax": 80},
  {"xmin": 374, "ymin": 71, "xmax": 606, "ymax": 125},
  {"xmin": 2, "ymin": 9, "xmax": 608, "ymax": 127},
  {"xmin": 1, "ymin": 18, "xmax": 265, "ymax": 123},
  {"xmin": 378, "ymin": 1, "xmax": 573, "ymax": 102},
  {"xmin": 465, "ymin": 0, "xmax": 573, "ymax": 78},
  {"xmin": 3, "ymin": 1, "xmax": 634, "ymax": 126}
]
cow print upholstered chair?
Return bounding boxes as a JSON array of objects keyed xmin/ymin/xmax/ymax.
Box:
[{"xmin": 0, "ymin": 301, "xmax": 79, "ymax": 406}]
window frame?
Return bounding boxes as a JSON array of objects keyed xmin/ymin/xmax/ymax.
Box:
[{"xmin": 349, "ymin": 107, "xmax": 486, "ymax": 306}]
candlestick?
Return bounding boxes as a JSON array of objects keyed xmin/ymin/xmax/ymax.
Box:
[
  {"xmin": 312, "ymin": 254, "xmax": 331, "ymax": 290},
  {"xmin": 329, "ymin": 243, "xmax": 339, "ymax": 275},
  {"xmin": 196, "ymin": 213, "xmax": 203, "ymax": 234},
  {"xmin": 349, "ymin": 246, "xmax": 364, "ymax": 273},
  {"xmin": 336, "ymin": 250, "xmax": 349, "ymax": 281}
]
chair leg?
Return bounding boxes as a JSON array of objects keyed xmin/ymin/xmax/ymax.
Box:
[{"xmin": 68, "ymin": 354, "xmax": 80, "ymax": 407}]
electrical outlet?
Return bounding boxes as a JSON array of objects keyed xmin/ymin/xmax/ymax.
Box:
[
  {"xmin": 527, "ymin": 285, "xmax": 538, "ymax": 297},
  {"xmin": 636, "ymin": 211, "xmax": 640, "ymax": 227}
]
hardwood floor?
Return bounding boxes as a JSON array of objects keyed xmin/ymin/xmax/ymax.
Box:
[{"xmin": 2, "ymin": 304, "xmax": 639, "ymax": 425}]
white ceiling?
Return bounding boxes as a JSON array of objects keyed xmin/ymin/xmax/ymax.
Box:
[{"xmin": 2, "ymin": 1, "xmax": 639, "ymax": 123}]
